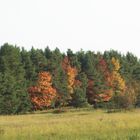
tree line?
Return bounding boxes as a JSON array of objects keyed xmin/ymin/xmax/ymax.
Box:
[{"xmin": 0, "ymin": 43, "xmax": 140, "ymax": 114}]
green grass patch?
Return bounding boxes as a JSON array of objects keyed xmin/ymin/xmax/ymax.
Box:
[{"xmin": 0, "ymin": 108, "xmax": 140, "ymax": 140}]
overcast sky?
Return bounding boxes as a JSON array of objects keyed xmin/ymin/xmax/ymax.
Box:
[{"xmin": 0, "ymin": 0, "xmax": 140, "ymax": 57}]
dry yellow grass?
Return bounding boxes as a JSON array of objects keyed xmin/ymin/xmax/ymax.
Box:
[{"xmin": 0, "ymin": 108, "xmax": 140, "ymax": 140}]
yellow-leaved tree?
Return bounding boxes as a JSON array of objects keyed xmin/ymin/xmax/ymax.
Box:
[
  {"xmin": 111, "ymin": 57, "xmax": 126, "ymax": 94},
  {"xmin": 62, "ymin": 57, "xmax": 78, "ymax": 94}
]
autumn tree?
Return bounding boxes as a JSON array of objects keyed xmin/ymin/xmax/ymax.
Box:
[
  {"xmin": 62, "ymin": 57, "xmax": 78, "ymax": 94},
  {"xmin": 105, "ymin": 57, "xmax": 127, "ymax": 109},
  {"xmin": 111, "ymin": 57, "xmax": 126, "ymax": 94},
  {"xmin": 28, "ymin": 71, "xmax": 56, "ymax": 110},
  {"xmin": 96, "ymin": 58, "xmax": 113, "ymax": 102}
]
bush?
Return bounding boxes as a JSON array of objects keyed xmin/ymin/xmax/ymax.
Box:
[{"xmin": 53, "ymin": 108, "xmax": 68, "ymax": 114}]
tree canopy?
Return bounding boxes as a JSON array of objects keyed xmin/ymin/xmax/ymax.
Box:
[{"xmin": 0, "ymin": 43, "xmax": 140, "ymax": 114}]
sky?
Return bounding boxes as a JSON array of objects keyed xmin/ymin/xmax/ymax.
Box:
[{"xmin": 0, "ymin": 0, "xmax": 140, "ymax": 57}]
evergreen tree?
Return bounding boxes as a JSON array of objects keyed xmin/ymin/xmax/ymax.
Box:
[
  {"xmin": 72, "ymin": 72, "xmax": 88, "ymax": 107},
  {"xmin": 0, "ymin": 44, "xmax": 31, "ymax": 114},
  {"xmin": 30, "ymin": 47, "xmax": 47, "ymax": 73},
  {"xmin": 21, "ymin": 48, "xmax": 36, "ymax": 86},
  {"xmin": 47, "ymin": 48, "xmax": 69, "ymax": 107}
]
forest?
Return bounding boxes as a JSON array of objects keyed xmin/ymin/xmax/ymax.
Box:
[{"xmin": 0, "ymin": 43, "xmax": 140, "ymax": 114}]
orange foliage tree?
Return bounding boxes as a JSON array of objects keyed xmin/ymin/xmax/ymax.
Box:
[
  {"xmin": 62, "ymin": 57, "xmax": 78, "ymax": 94},
  {"xmin": 28, "ymin": 72, "xmax": 56, "ymax": 109}
]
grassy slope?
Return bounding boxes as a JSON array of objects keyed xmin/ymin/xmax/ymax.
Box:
[{"xmin": 0, "ymin": 108, "xmax": 140, "ymax": 140}]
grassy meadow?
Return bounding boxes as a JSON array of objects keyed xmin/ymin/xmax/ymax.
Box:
[{"xmin": 0, "ymin": 108, "xmax": 140, "ymax": 140}]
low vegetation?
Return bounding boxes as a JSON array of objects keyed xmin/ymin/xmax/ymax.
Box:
[{"xmin": 0, "ymin": 108, "xmax": 140, "ymax": 140}]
